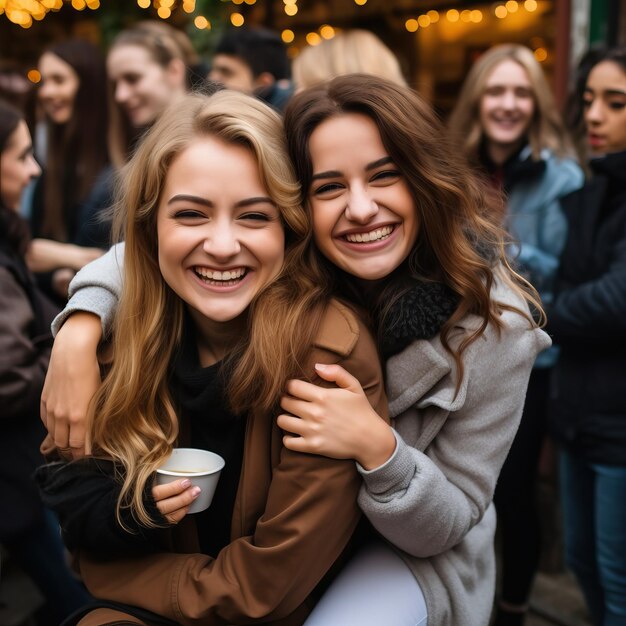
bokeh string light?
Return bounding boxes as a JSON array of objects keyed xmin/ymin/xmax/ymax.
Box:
[{"xmin": 0, "ymin": 0, "xmax": 101, "ymax": 28}]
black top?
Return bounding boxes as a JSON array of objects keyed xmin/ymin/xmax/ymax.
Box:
[
  {"xmin": 37, "ymin": 319, "xmax": 246, "ymax": 559},
  {"xmin": 170, "ymin": 324, "xmax": 246, "ymax": 557},
  {"xmin": 547, "ymin": 150, "xmax": 626, "ymax": 464}
]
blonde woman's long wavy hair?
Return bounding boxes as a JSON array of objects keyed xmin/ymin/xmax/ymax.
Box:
[
  {"xmin": 292, "ymin": 29, "xmax": 407, "ymax": 90},
  {"xmin": 91, "ymin": 90, "xmax": 330, "ymax": 527},
  {"xmin": 285, "ymin": 74, "xmax": 543, "ymax": 389},
  {"xmin": 448, "ymin": 44, "xmax": 574, "ymax": 162}
]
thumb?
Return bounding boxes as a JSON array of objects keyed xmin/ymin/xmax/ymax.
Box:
[{"xmin": 314, "ymin": 363, "xmax": 361, "ymax": 392}]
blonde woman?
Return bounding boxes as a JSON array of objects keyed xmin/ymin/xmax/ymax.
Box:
[
  {"xmin": 449, "ymin": 44, "xmax": 583, "ymax": 624},
  {"xmin": 292, "ymin": 29, "xmax": 407, "ymax": 90},
  {"xmin": 37, "ymin": 90, "xmax": 386, "ymax": 625}
]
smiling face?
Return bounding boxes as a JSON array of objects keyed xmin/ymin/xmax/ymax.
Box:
[
  {"xmin": 108, "ymin": 44, "xmax": 183, "ymax": 128},
  {"xmin": 584, "ymin": 60, "xmax": 626, "ymax": 156},
  {"xmin": 1, "ymin": 120, "xmax": 41, "ymax": 211},
  {"xmin": 307, "ymin": 113, "xmax": 419, "ymax": 281},
  {"xmin": 157, "ymin": 136, "xmax": 285, "ymax": 337},
  {"xmin": 479, "ymin": 59, "xmax": 535, "ymax": 163},
  {"xmin": 38, "ymin": 52, "xmax": 80, "ymax": 125}
]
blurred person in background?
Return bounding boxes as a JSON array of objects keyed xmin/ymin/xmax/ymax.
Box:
[
  {"xmin": 0, "ymin": 99, "xmax": 91, "ymax": 626},
  {"xmin": 449, "ymin": 44, "xmax": 583, "ymax": 626},
  {"xmin": 547, "ymin": 46, "xmax": 626, "ymax": 626},
  {"xmin": 209, "ymin": 26, "xmax": 292, "ymax": 111},
  {"xmin": 291, "ymin": 29, "xmax": 407, "ymax": 90},
  {"xmin": 105, "ymin": 22, "xmax": 192, "ymax": 168},
  {"xmin": 28, "ymin": 39, "xmax": 112, "ymax": 305}
]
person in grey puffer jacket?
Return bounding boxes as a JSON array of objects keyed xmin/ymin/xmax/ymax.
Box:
[{"xmin": 42, "ymin": 76, "xmax": 550, "ymax": 625}]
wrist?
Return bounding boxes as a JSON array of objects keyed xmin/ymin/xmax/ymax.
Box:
[
  {"xmin": 57, "ymin": 311, "xmax": 103, "ymax": 349},
  {"xmin": 357, "ymin": 421, "xmax": 396, "ymax": 471}
]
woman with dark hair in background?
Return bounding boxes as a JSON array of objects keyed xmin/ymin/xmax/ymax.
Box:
[
  {"xmin": 28, "ymin": 38, "xmax": 111, "ymax": 304},
  {"xmin": 547, "ymin": 46, "xmax": 626, "ymax": 626},
  {"xmin": 448, "ymin": 44, "xmax": 583, "ymax": 625},
  {"xmin": 0, "ymin": 99, "xmax": 90, "ymax": 626}
]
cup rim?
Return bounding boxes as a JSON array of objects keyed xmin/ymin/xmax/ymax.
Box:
[{"xmin": 156, "ymin": 448, "xmax": 225, "ymax": 477}]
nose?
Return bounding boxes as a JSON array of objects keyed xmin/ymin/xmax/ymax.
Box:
[
  {"xmin": 345, "ymin": 184, "xmax": 379, "ymax": 224},
  {"xmin": 115, "ymin": 81, "xmax": 130, "ymax": 104},
  {"xmin": 585, "ymin": 98, "xmax": 604, "ymax": 126},
  {"xmin": 29, "ymin": 155, "xmax": 42, "ymax": 179},
  {"xmin": 501, "ymin": 89, "xmax": 517, "ymax": 110},
  {"xmin": 202, "ymin": 219, "xmax": 241, "ymax": 260}
]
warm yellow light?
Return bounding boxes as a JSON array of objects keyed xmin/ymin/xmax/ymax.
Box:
[
  {"xmin": 354, "ymin": 0, "xmax": 367, "ymax": 5},
  {"xmin": 494, "ymin": 5, "xmax": 508, "ymax": 18},
  {"xmin": 524, "ymin": 0, "xmax": 537, "ymax": 10},
  {"xmin": 157, "ymin": 6, "xmax": 170, "ymax": 18},
  {"xmin": 284, "ymin": 3, "xmax": 297, "ymax": 15},
  {"xmin": 446, "ymin": 9, "xmax": 459, "ymax": 22},
  {"xmin": 161, "ymin": 0, "xmax": 175, "ymax": 7},
  {"xmin": 86, "ymin": 0, "xmax": 100, "ymax": 8},
  {"xmin": 470, "ymin": 9, "xmax": 483, "ymax": 22},
  {"xmin": 27, "ymin": 69, "xmax": 41, "ymax": 83},
  {"xmin": 194, "ymin": 15, "xmax": 208, "ymax": 28},
  {"xmin": 283, "ymin": 0, "xmax": 297, "ymax": 4},
  {"xmin": 460, "ymin": 9, "xmax": 472, "ymax": 22},
  {"xmin": 418, "ymin": 14, "xmax": 430, "ymax": 27},
  {"xmin": 534, "ymin": 47, "xmax": 548, "ymax": 62},
  {"xmin": 405, "ymin": 18, "xmax": 418, "ymax": 32},
  {"xmin": 306, "ymin": 32, "xmax": 321, "ymax": 46},
  {"xmin": 41, "ymin": 0, "xmax": 58, "ymax": 8},
  {"xmin": 281, "ymin": 29, "xmax": 295, "ymax": 43},
  {"xmin": 427, "ymin": 10, "xmax": 439, "ymax": 23},
  {"xmin": 182, "ymin": 1, "xmax": 195, "ymax": 12},
  {"xmin": 71, "ymin": 0, "xmax": 86, "ymax": 10},
  {"xmin": 320, "ymin": 24, "xmax": 335, "ymax": 39},
  {"xmin": 137, "ymin": 0, "xmax": 150, "ymax": 8},
  {"xmin": 230, "ymin": 11, "xmax": 244, "ymax": 26},
  {"xmin": 506, "ymin": 0, "xmax": 519, "ymax": 12},
  {"xmin": 232, "ymin": 0, "xmax": 243, "ymax": 4},
  {"xmin": 244, "ymin": 0, "xmax": 256, "ymax": 4}
]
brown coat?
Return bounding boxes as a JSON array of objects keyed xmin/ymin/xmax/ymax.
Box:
[{"xmin": 76, "ymin": 300, "xmax": 387, "ymax": 626}]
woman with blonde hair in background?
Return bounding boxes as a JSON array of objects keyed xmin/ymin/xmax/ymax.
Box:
[
  {"xmin": 292, "ymin": 29, "xmax": 407, "ymax": 90},
  {"xmin": 449, "ymin": 44, "xmax": 583, "ymax": 625},
  {"xmin": 105, "ymin": 22, "xmax": 192, "ymax": 168},
  {"xmin": 37, "ymin": 89, "xmax": 386, "ymax": 626}
]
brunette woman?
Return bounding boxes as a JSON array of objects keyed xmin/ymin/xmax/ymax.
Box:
[
  {"xmin": 448, "ymin": 44, "xmax": 583, "ymax": 623},
  {"xmin": 42, "ymin": 76, "xmax": 549, "ymax": 625},
  {"xmin": 547, "ymin": 46, "xmax": 626, "ymax": 626},
  {"xmin": 29, "ymin": 39, "xmax": 111, "ymax": 303},
  {"xmin": 37, "ymin": 90, "xmax": 386, "ymax": 625},
  {"xmin": 0, "ymin": 100, "xmax": 90, "ymax": 625}
]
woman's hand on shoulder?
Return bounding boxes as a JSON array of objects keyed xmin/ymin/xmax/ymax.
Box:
[
  {"xmin": 278, "ymin": 363, "xmax": 396, "ymax": 470},
  {"xmin": 40, "ymin": 312, "xmax": 103, "ymax": 459},
  {"xmin": 152, "ymin": 480, "xmax": 201, "ymax": 524}
]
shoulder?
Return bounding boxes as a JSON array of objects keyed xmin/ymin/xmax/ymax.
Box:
[
  {"xmin": 541, "ymin": 152, "xmax": 584, "ymax": 194},
  {"xmin": 313, "ymin": 299, "xmax": 368, "ymax": 357}
]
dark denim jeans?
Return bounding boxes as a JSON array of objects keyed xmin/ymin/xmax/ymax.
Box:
[{"xmin": 560, "ymin": 448, "xmax": 626, "ymax": 626}]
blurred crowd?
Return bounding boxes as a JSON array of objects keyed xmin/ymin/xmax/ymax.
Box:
[{"xmin": 1, "ymin": 21, "xmax": 625, "ymax": 626}]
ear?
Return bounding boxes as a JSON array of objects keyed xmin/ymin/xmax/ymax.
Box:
[
  {"xmin": 166, "ymin": 58, "xmax": 187, "ymax": 90},
  {"xmin": 253, "ymin": 71, "xmax": 275, "ymax": 89}
]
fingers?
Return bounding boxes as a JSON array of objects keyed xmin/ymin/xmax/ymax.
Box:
[
  {"xmin": 277, "ymin": 414, "xmax": 307, "ymax": 436},
  {"xmin": 282, "ymin": 433, "xmax": 316, "ymax": 454},
  {"xmin": 152, "ymin": 480, "xmax": 201, "ymax": 524},
  {"xmin": 279, "ymin": 395, "xmax": 315, "ymax": 418},
  {"xmin": 314, "ymin": 363, "xmax": 360, "ymax": 391},
  {"xmin": 283, "ymin": 378, "xmax": 323, "ymax": 402}
]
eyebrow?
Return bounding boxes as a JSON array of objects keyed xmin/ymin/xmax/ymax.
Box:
[
  {"xmin": 584, "ymin": 88, "xmax": 626, "ymax": 97},
  {"xmin": 167, "ymin": 194, "xmax": 274, "ymax": 208},
  {"xmin": 311, "ymin": 156, "xmax": 394, "ymax": 182}
]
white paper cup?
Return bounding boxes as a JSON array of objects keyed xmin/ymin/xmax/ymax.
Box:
[{"xmin": 156, "ymin": 448, "xmax": 225, "ymax": 514}]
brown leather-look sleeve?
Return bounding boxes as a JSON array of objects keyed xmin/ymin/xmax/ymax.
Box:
[
  {"xmin": 0, "ymin": 267, "xmax": 51, "ymax": 420},
  {"xmin": 77, "ymin": 303, "xmax": 387, "ymax": 626}
]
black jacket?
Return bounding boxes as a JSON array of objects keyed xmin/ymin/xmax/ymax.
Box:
[
  {"xmin": 0, "ymin": 242, "xmax": 58, "ymax": 539},
  {"xmin": 547, "ymin": 150, "xmax": 626, "ymax": 465}
]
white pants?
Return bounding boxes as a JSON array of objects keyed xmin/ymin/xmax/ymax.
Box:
[{"xmin": 304, "ymin": 542, "xmax": 428, "ymax": 626}]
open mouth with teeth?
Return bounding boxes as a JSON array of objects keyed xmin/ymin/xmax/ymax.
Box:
[
  {"xmin": 343, "ymin": 225, "xmax": 394, "ymax": 244},
  {"xmin": 193, "ymin": 266, "xmax": 248, "ymax": 286}
]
